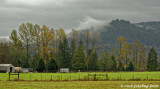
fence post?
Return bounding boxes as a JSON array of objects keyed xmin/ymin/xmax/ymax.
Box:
[
  {"xmin": 9, "ymin": 72, "xmax": 10, "ymax": 81},
  {"xmin": 18, "ymin": 72, "xmax": 19, "ymax": 81},
  {"xmin": 79, "ymin": 74, "xmax": 80, "ymax": 81},
  {"xmin": 30, "ymin": 74, "xmax": 31, "ymax": 80},
  {"xmin": 120, "ymin": 74, "xmax": 121, "ymax": 80},
  {"xmin": 51, "ymin": 74, "xmax": 52, "ymax": 81},
  {"xmin": 133, "ymin": 74, "xmax": 134, "ymax": 79},
  {"xmin": 147, "ymin": 74, "xmax": 148, "ymax": 80},
  {"xmin": 70, "ymin": 75, "xmax": 71, "ymax": 81},
  {"xmin": 106, "ymin": 74, "xmax": 108, "ymax": 80},
  {"xmin": 61, "ymin": 75, "xmax": 62, "ymax": 81},
  {"xmin": 94, "ymin": 74, "xmax": 96, "ymax": 81},
  {"xmin": 41, "ymin": 74, "xmax": 42, "ymax": 80},
  {"xmin": 88, "ymin": 74, "xmax": 89, "ymax": 81}
]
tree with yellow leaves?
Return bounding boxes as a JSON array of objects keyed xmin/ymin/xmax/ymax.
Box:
[
  {"xmin": 132, "ymin": 41, "xmax": 141, "ymax": 69},
  {"xmin": 10, "ymin": 29, "xmax": 22, "ymax": 47},
  {"xmin": 39, "ymin": 25, "xmax": 54, "ymax": 64},
  {"xmin": 19, "ymin": 23, "xmax": 34, "ymax": 60},
  {"xmin": 32, "ymin": 24, "xmax": 41, "ymax": 56},
  {"xmin": 113, "ymin": 37, "xmax": 126, "ymax": 64},
  {"xmin": 139, "ymin": 45, "xmax": 146, "ymax": 70},
  {"xmin": 123, "ymin": 43, "xmax": 132, "ymax": 65}
]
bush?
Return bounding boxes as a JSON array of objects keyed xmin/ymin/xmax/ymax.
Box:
[
  {"xmin": 47, "ymin": 58, "xmax": 58, "ymax": 72},
  {"xmin": 128, "ymin": 61, "xmax": 134, "ymax": 71},
  {"xmin": 36, "ymin": 58, "xmax": 46, "ymax": 72},
  {"xmin": 122, "ymin": 65, "xmax": 127, "ymax": 71},
  {"xmin": 111, "ymin": 55, "xmax": 117, "ymax": 71},
  {"xmin": 118, "ymin": 62, "xmax": 123, "ymax": 71}
]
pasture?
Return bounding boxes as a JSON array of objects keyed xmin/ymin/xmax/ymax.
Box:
[
  {"xmin": 0, "ymin": 81, "xmax": 159, "ymax": 89},
  {"xmin": 0, "ymin": 71, "xmax": 160, "ymax": 81}
]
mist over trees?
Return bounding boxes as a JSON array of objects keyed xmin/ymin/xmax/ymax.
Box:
[{"xmin": 0, "ymin": 19, "xmax": 159, "ymax": 72}]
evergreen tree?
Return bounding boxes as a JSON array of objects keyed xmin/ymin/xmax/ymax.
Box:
[
  {"xmin": 128, "ymin": 61, "xmax": 134, "ymax": 71},
  {"xmin": 147, "ymin": 47, "xmax": 158, "ymax": 71},
  {"xmin": 47, "ymin": 58, "xmax": 58, "ymax": 71},
  {"xmin": 72, "ymin": 45, "xmax": 86, "ymax": 71},
  {"xmin": 31, "ymin": 55, "xmax": 39, "ymax": 70},
  {"xmin": 36, "ymin": 58, "xmax": 46, "ymax": 72},
  {"xmin": 111, "ymin": 55, "xmax": 117, "ymax": 71},
  {"xmin": 98, "ymin": 50, "xmax": 113, "ymax": 71},
  {"xmin": 71, "ymin": 40, "xmax": 76, "ymax": 57},
  {"xmin": 58, "ymin": 38, "xmax": 72, "ymax": 68},
  {"xmin": 88, "ymin": 51, "xmax": 98, "ymax": 71}
]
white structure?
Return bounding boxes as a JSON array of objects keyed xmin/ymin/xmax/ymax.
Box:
[
  {"xmin": 22, "ymin": 68, "xmax": 29, "ymax": 73},
  {"xmin": 22, "ymin": 68, "xmax": 33, "ymax": 73},
  {"xmin": 60, "ymin": 68, "xmax": 69, "ymax": 73},
  {"xmin": 0, "ymin": 64, "xmax": 15, "ymax": 73}
]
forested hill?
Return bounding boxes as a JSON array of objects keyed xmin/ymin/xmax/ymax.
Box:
[
  {"xmin": 136, "ymin": 21, "xmax": 160, "ymax": 31},
  {"xmin": 98, "ymin": 19, "xmax": 160, "ymax": 47},
  {"xmin": 80, "ymin": 19, "xmax": 160, "ymax": 61}
]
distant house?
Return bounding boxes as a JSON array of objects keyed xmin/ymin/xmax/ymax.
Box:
[
  {"xmin": 60, "ymin": 68, "xmax": 69, "ymax": 73},
  {"xmin": 0, "ymin": 64, "xmax": 15, "ymax": 73}
]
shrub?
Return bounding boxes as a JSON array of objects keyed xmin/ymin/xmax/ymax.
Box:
[
  {"xmin": 36, "ymin": 58, "xmax": 46, "ymax": 72},
  {"xmin": 128, "ymin": 61, "xmax": 134, "ymax": 71},
  {"xmin": 47, "ymin": 58, "xmax": 58, "ymax": 72}
]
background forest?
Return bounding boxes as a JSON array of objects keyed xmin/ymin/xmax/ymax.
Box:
[{"xmin": 0, "ymin": 19, "xmax": 159, "ymax": 72}]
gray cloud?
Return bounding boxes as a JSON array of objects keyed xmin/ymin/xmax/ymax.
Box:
[{"xmin": 0, "ymin": 0, "xmax": 160, "ymax": 36}]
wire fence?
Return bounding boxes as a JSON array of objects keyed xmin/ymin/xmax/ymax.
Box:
[{"xmin": 0, "ymin": 72, "xmax": 160, "ymax": 81}]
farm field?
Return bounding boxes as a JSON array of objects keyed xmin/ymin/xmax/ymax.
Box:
[
  {"xmin": 0, "ymin": 71, "xmax": 160, "ymax": 81},
  {"xmin": 0, "ymin": 81, "xmax": 159, "ymax": 89}
]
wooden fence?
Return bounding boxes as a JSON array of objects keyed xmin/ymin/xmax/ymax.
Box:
[{"xmin": 9, "ymin": 72, "xmax": 19, "ymax": 81}]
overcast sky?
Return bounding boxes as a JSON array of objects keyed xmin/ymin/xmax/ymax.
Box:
[{"xmin": 0, "ymin": 0, "xmax": 160, "ymax": 37}]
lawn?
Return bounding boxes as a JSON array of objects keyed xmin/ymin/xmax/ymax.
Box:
[
  {"xmin": 0, "ymin": 81, "xmax": 159, "ymax": 89},
  {"xmin": 0, "ymin": 71, "xmax": 160, "ymax": 81}
]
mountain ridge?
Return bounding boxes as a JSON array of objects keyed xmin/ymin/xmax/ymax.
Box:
[{"xmin": 78, "ymin": 19, "xmax": 160, "ymax": 62}]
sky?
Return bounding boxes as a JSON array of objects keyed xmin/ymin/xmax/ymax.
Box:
[{"xmin": 0, "ymin": 0, "xmax": 160, "ymax": 37}]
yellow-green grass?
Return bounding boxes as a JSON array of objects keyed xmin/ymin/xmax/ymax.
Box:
[
  {"xmin": 0, "ymin": 72, "xmax": 160, "ymax": 81},
  {"xmin": 0, "ymin": 81, "xmax": 159, "ymax": 89}
]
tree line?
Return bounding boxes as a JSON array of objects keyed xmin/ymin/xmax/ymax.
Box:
[
  {"xmin": 112, "ymin": 37, "xmax": 158, "ymax": 71},
  {"xmin": 0, "ymin": 22, "xmax": 159, "ymax": 72}
]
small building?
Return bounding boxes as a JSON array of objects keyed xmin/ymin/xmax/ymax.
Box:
[
  {"xmin": 22, "ymin": 68, "xmax": 33, "ymax": 73},
  {"xmin": 60, "ymin": 68, "xmax": 69, "ymax": 73},
  {"xmin": 0, "ymin": 64, "xmax": 15, "ymax": 73}
]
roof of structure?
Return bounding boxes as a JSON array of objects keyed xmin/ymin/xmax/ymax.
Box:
[{"xmin": 0, "ymin": 64, "xmax": 14, "ymax": 67}]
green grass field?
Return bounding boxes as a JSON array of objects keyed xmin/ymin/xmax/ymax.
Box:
[
  {"xmin": 0, "ymin": 71, "xmax": 160, "ymax": 81},
  {"xmin": 0, "ymin": 81, "xmax": 159, "ymax": 89},
  {"xmin": 0, "ymin": 72, "xmax": 160, "ymax": 89}
]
